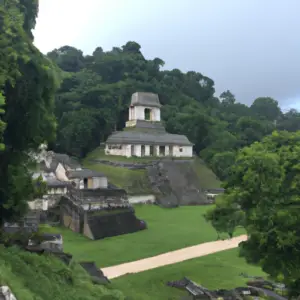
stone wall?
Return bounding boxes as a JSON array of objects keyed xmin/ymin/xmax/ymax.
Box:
[
  {"xmin": 90, "ymin": 159, "xmax": 155, "ymax": 169},
  {"xmin": 125, "ymin": 119, "xmax": 166, "ymax": 131},
  {"xmin": 67, "ymin": 187, "xmax": 129, "ymax": 204},
  {"xmin": 86, "ymin": 208, "xmax": 146, "ymax": 240},
  {"xmin": 130, "ymin": 105, "xmax": 161, "ymax": 122},
  {"xmin": 90, "ymin": 158, "xmax": 194, "ymax": 170},
  {"xmin": 128, "ymin": 194, "xmax": 155, "ymax": 204},
  {"xmin": 59, "ymin": 197, "xmax": 82, "ymax": 233},
  {"xmin": 28, "ymin": 195, "xmax": 61, "ymax": 211}
]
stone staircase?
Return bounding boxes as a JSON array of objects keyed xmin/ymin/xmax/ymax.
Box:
[{"xmin": 147, "ymin": 160, "xmax": 207, "ymax": 207}]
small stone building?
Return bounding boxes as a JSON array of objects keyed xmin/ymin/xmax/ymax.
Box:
[
  {"xmin": 105, "ymin": 92, "xmax": 193, "ymax": 157},
  {"xmin": 56, "ymin": 188, "xmax": 146, "ymax": 240},
  {"xmin": 34, "ymin": 152, "xmax": 106, "ymax": 194},
  {"xmin": 29, "ymin": 148, "xmax": 146, "ymax": 240},
  {"xmin": 66, "ymin": 169, "xmax": 108, "ymax": 189},
  {"xmin": 33, "ymin": 147, "xmax": 82, "ymax": 182}
]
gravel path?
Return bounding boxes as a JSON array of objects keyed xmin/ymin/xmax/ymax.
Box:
[{"xmin": 102, "ymin": 235, "xmax": 247, "ymax": 279}]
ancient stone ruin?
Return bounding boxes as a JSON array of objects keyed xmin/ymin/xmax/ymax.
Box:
[
  {"xmin": 105, "ymin": 92, "xmax": 193, "ymax": 158},
  {"xmin": 27, "ymin": 148, "xmax": 147, "ymax": 240}
]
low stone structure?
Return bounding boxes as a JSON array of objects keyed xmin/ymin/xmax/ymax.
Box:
[
  {"xmin": 105, "ymin": 92, "xmax": 193, "ymax": 158},
  {"xmin": 31, "ymin": 148, "xmax": 114, "ymax": 198},
  {"xmin": 29, "ymin": 147, "xmax": 146, "ymax": 240},
  {"xmin": 52, "ymin": 187, "xmax": 146, "ymax": 240},
  {"xmin": 3, "ymin": 211, "xmax": 40, "ymax": 234},
  {"xmin": 128, "ymin": 194, "xmax": 156, "ymax": 204},
  {"xmin": 66, "ymin": 169, "xmax": 108, "ymax": 189}
]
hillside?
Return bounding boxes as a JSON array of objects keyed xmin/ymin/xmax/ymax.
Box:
[
  {"xmin": 83, "ymin": 148, "xmax": 153, "ymax": 195},
  {"xmin": 0, "ymin": 246, "xmax": 124, "ymax": 300},
  {"xmin": 48, "ymin": 42, "xmax": 300, "ymax": 185},
  {"xmin": 83, "ymin": 147, "xmax": 221, "ymax": 198}
]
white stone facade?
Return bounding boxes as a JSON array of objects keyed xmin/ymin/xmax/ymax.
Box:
[
  {"xmin": 48, "ymin": 186, "xmax": 68, "ymax": 195},
  {"xmin": 71, "ymin": 177, "xmax": 108, "ymax": 189},
  {"xmin": 105, "ymin": 92, "xmax": 193, "ymax": 158},
  {"xmin": 28, "ymin": 199, "xmax": 49, "ymax": 211},
  {"xmin": 128, "ymin": 105, "xmax": 161, "ymax": 122},
  {"xmin": 128, "ymin": 194, "xmax": 156, "ymax": 204},
  {"xmin": 105, "ymin": 144, "xmax": 193, "ymax": 158}
]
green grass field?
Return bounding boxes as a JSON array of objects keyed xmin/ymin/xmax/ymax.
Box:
[
  {"xmin": 112, "ymin": 248, "xmax": 265, "ymax": 300},
  {"xmin": 48, "ymin": 205, "xmax": 245, "ymax": 268},
  {"xmin": 193, "ymin": 157, "xmax": 222, "ymax": 189},
  {"xmin": 0, "ymin": 246, "xmax": 124, "ymax": 300},
  {"xmin": 83, "ymin": 147, "xmax": 153, "ymax": 194},
  {"xmin": 83, "ymin": 161, "xmax": 153, "ymax": 195}
]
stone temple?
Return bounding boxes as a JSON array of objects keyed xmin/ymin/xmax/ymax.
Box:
[{"xmin": 105, "ymin": 92, "xmax": 193, "ymax": 157}]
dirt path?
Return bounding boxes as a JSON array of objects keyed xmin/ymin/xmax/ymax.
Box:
[{"xmin": 102, "ymin": 235, "xmax": 247, "ymax": 279}]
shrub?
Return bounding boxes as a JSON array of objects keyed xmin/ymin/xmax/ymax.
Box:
[{"xmin": 0, "ymin": 246, "xmax": 125, "ymax": 300}]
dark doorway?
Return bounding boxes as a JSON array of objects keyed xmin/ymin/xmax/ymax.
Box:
[
  {"xmin": 131, "ymin": 145, "xmax": 135, "ymax": 156},
  {"xmin": 150, "ymin": 145, "xmax": 154, "ymax": 156},
  {"xmin": 144, "ymin": 108, "xmax": 151, "ymax": 120},
  {"xmin": 130, "ymin": 106, "xmax": 134, "ymax": 120},
  {"xmin": 169, "ymin": 146, "xmax": 173, "ymax": 156},
  {"xmin": 83, "ymin": 178, "xmax": 88, "ymax": 189},
  {"xmin": 141, "ymin": 145, "xmax": 145, "ymax": 156},
  {"xmin": 159, "ymin": 146, "xmax": 165, "ymax": 156}
]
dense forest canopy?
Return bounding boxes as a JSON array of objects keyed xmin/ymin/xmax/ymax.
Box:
[
  {"xmin": 205, "ymin": 130, "xmax": 300, "ymax": 296},
  {"xmin": 0, "ymin": 0, "xmax": 58, "ymax": 222},
  {"xmin": 48, "ymin": 42, "xmax": 300, "ymax": 180}
]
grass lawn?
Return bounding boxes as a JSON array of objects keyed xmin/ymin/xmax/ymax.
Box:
[
  {"xmin": 83, "ymin": 161, "xmax": 153, "ymax": 195},
  {"xmin": 83, "ymin": 147, "xmax": 153, "ymax": 195},
  {"xmin": 193, "ymin": 157, "xmax": 222, "ymax": 189},
  {"xmin": 112, "ymin": 248, "xmax": 265, "ymax": 300},
  {"xmin": 0, "ymin": 246, "xmax": 123, "ymax": 300},
  {"xmin": 48, "ymin": 205, "xmax": 245, "ymax": 268}
]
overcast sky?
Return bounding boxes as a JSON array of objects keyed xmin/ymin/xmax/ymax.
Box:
[{"xmin": 33, "ymin": 0, "xmax": 300, "ymax": 110}]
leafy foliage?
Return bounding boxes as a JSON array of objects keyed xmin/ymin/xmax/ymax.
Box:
[
  {"xmin": 49, "ymin": 41, "xmax": 300, "ymax": 183},
  {"xmin": 32, "ymin": 175, "xmax": 47, "ymax": 198},
  {"xmin": 205, "ymin": 131, "xmax": 300, "ymax": 296},
  {"xmin": 0, "ymin": 0, "xmax": 58, "ymax": 223},
  {"xmin": 0, "ymin": 246, "xmax": 124, "ymax": 300}
]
